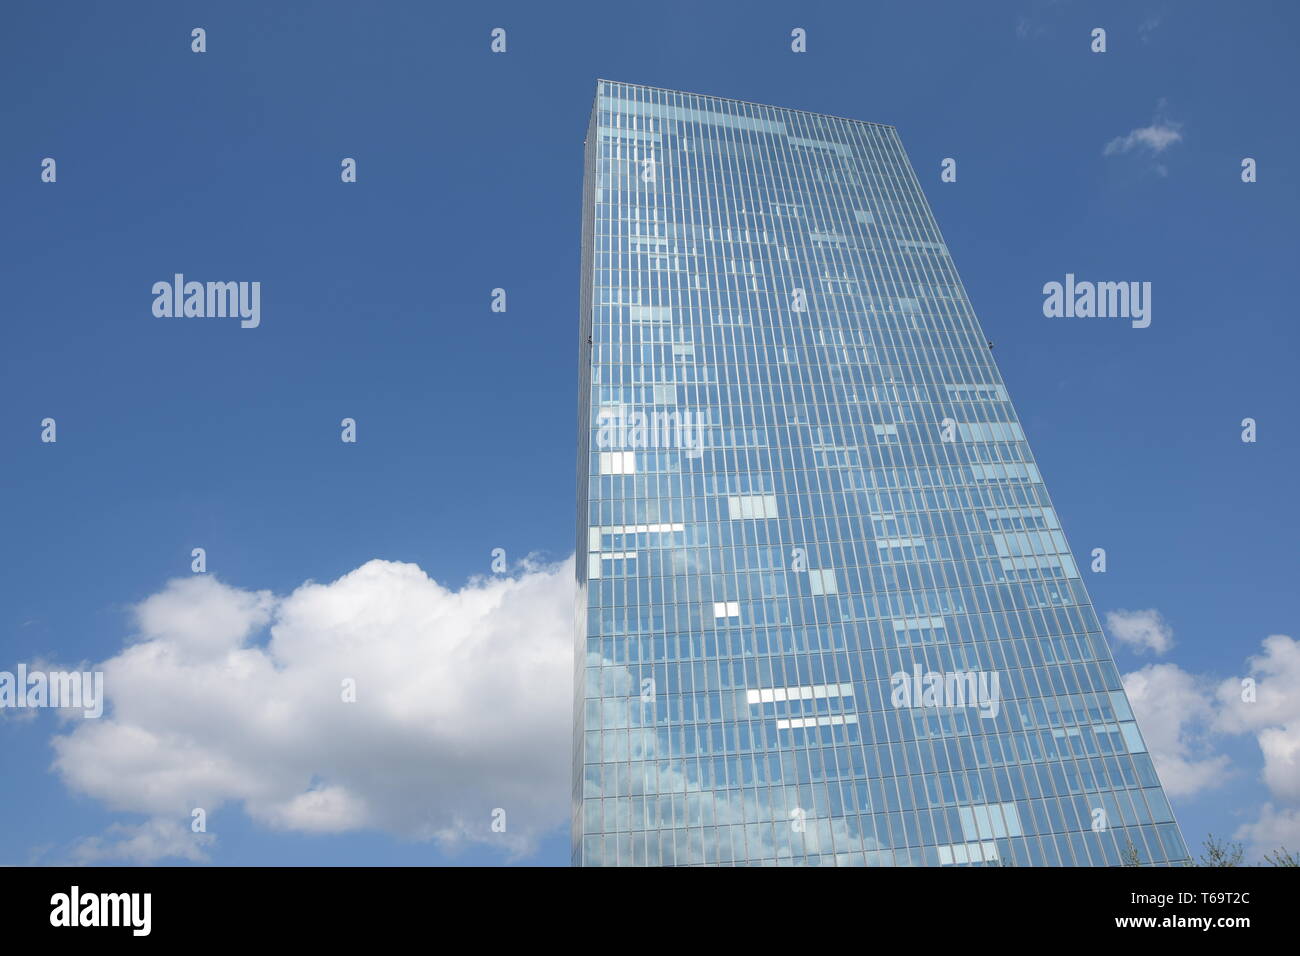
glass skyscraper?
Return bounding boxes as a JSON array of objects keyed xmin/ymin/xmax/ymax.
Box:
[{"xmin": 574, "ymin": 80, "xmax": 1188, "ymax": 867}]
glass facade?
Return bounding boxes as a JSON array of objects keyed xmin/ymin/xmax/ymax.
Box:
[{"xmin": 574, "ymin": 80, "xmax": 1188, "ymax": 866}]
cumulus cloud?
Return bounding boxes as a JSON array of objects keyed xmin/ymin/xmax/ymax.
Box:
[
  {"xmin": 51, "ymin": 558, "xmax": 574, "ymax": 862},
  {"xmin": 69, "ymin": 818, "xmax": 214, "ymax": 865},
  {"xmin": 1103, "ymin": 101, "xmax": 1184, "ymax": 174},
  {"xmin": 1214, "ymin": 635, "xmax": 1300, "ymax": 804},
  {"xmin": 1233, "ymin": 804, "xmax": 1300, "ymax": 858},
  {"xmin": 1121, "ymin": 632, "xmax": 1300, "ymax": 859},
  {"xmin": 1104, "ymin": 120, "xmax": 1183, "ymax": 156},
  {"xmin": 1123, "ymin": 662, "xmax": 1230, "ymax": 797},
  {"xmin": 47, "ymin": 570, "xmax": 1300, "ymax": 866},
  {"xmin": 1107, "ymin": 608, "xmax": 1175, "ymax": 655}
]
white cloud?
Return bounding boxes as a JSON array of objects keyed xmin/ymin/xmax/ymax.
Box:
[
  {"xmin": 1107, "ymin": 608, "xmax": 1175, "ymax": 654},
  {"xmin": 1120, "ymin": 632, "xmax": 1300, "ymax": 860},
  {"xmin": 1104, "ymin": 122, "xmax": 1183, "ymax": 156},
  {"xmin": 1103, "ymin": 102, "xmax": 1184, "ymax": 161},
  {"xmin": 257, "ymin": 785, "xmax": 371, "ymax": 833},
  {"xmin": 51, "ymin": 558, "xmax": 574, "ymax": 861},
  {"xmin": 1123, "ymin": 662, "xmax": 1231, "ymax": 797},
  {"xmin": 1214, "ymin": 635, "xmax": 1300, "ymax": 804},
  {"xmin": 134, "ymin": 576, "xmax": 275, "ymax": 662},
  {"xmin": 48, "ymin": 571, "xmax": 1300, "ymax": 866},
  {"xmin": 1233, "ymin": 804, "xmax": 1300, "ymax": 859},
  {"xmin": 69, "ymin": 818, "xmax": 214, "ymax": 865}
]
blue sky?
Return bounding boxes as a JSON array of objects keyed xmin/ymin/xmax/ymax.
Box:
[{"xmin": 1, "ymin": 0, "xmax": 1296, "ymax": 866}]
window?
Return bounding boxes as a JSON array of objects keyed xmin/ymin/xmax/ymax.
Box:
[{"xmin": 598, "ymin": 451, "xmax": 636, "ymax": 475}]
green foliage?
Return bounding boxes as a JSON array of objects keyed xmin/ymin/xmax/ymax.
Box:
[
  {"xmin": 1123, "ymin": 838, "xmax": 1143, "ymax": 867},
  {"xmin": 1262, "ymin": 846, "xmax": 1299, "ymax": 867},
  {"xmin": 1199, "ymin": 834, "xmax": 1245, "ymax": 867}
]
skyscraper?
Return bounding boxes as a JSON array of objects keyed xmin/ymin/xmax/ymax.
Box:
[{"xmin": 574, "ymin": 80, "xmax": 1187, "ymax": 866}]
